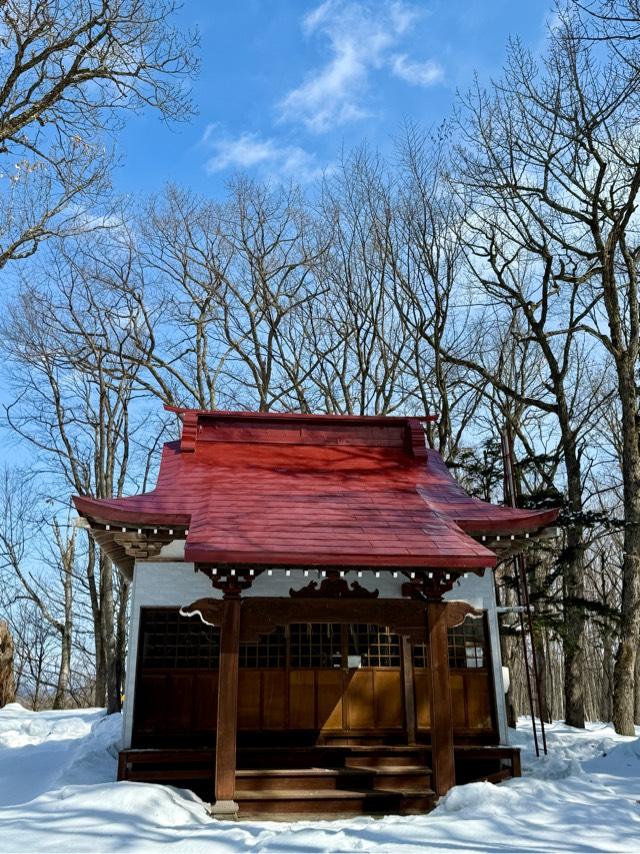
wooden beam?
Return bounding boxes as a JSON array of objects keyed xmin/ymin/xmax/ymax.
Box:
[
  {"xmin": 428, "ymin": 601, "xmax": 455, "ymax": 797},
  {"xmin": 210, "ymin": 597, "xmax": 241, "ymax": 819},
  {"xmin": 401, "ymin": 635, "xmax": 417, "ymax": 745},
  {"xmin": 240, "ymin": 598, "xmax": 427, "ymax": 644}
]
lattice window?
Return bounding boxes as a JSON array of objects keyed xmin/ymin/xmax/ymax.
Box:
[
  {"xmin": 140, "ymin": 609, "xmax": 220, "ymax": 669},
  {"xmin": 348, "ymin": 624, "xmax": 400, "ymax": 667},
  {"xmin": 412, "ymin": 616, "xmax": 488, "ymax": 669},
  {"xmin": 239, "ymin": 626, "xmax": 287, "ymax": 668},
  {"xmin": 140, "ymin": 612, "xmax": 488, "ymax": 672},
  {"xmin": 289, "ymin": 623, "xmax": 342, "ymax": 668},
  {"xmin": 449, "ymin": 617, "xmax": 486, "ymax": 668}
]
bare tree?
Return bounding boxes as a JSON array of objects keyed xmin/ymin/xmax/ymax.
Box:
[
  {"xmin": 0, "ymin": 467, "xmax": 78, "ymax": 708},
  {"xmin": 305, "ymin": 147, "xmax": 414, "ymax": 416},
  {"xmin": 0, "ymin": 0, "xmax": 198, "ymax": 269},
  {"xmin": 392, "ymin": 125, "xmax": 485, "ymax": 458},
  {"xmin": 66, "ymin": 182, "xmax": 330, "ymax": 413},
  {"xmin": 448, "ymin": 5, "xmax": 640, "ymax": 732},
  {"xmin": 1, "ymin": 259, "xmax": 158, "ymax": 713}
]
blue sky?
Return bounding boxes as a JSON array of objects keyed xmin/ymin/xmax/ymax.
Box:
[{"xmin": 116, "ymin": 0, "xmax": 554, "ymax": 198}]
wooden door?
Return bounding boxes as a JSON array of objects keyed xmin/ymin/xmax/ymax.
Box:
[
  {"xmin": 236, "ymin": 622, "xmax": 405, "ymax": 734},
  {"xmin": 343, "ymin": 667, "xmax": 403, "ymax": 731}
]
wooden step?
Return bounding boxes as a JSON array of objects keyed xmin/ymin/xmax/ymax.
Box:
[
  {"xmin": 118, "ymin": 748, "xmax": 214, "ymax": 783},
  {"xmin": 351, "ymin": 765, "xmax": 432, "ymax": 791},
  {"xmin": 235, "ymin": 767, "xmax": 369, "ymax": 791},
  {"xmin": 237, "ymin": 746, "xmax": 347, "ymax": 770},
  {"xmin": 125, "ymin": 768, "xmax": 212, "ymax": 782},
  {"xmin": 345, "ymin": 752, "xmax": 429, "ymax": 769},
  {"xmin": 120, "ymin": 748, "xmax": 214, "ymax": 763},
  {"xmin": 347, "ymin": 745, "xmax": 429, "ymax": 752},
  {"xmin": 238, "ymin": 744, "xmax": 430, "ymax": 769},
  {"xmin": 235, "ymin": 765, "xmax": 432, "ymax": 793},
  {"xmin": 235, "ymin": 787, "xmax": 436, "ymax": 818}
]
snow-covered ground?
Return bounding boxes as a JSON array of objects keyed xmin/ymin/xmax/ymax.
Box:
[{"xmin": 0, "ymin": 704, "xmax": 639, "ymax": 852}]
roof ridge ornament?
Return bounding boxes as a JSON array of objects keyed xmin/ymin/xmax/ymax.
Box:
[
  {"xmin": 180, "ymin": 410, "xmax": 198, "ymax": 453},
  {"xmin": 404, "ymin": 418, "xmax": 428, "ymax": 460}
]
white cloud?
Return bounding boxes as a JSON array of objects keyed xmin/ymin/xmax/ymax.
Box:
[
  {"xmin": 279, "ymin": 0, "xmax": 442, "ymax": 133},
  {"xmin": 202, "ymin": 129, "xmax": 327, "ymax": 183},
  {"xmin": 391, "ymin": 54, "xmax": 443, "ymax": 87}
]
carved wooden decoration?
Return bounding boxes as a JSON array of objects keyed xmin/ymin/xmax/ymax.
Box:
[
  {"xmin": 444, "ymin": 600, "xmax": 484, "ymax": 628},
  {"xmin": 180, "ymin": 593, "xmax": 478, "ymax": 642},
  {"xmin": 401, "ymin": 570, "xmax": 462, "ymax": 601},
  {"xmin": 180, "ymin": 597, "xmax": 224, "ymax": 626},
  {"xmin": 85, "ymin": 523, "xmax": 190, "ymax": 580},
  {"xmin": 239, "ymin": 598, "xmax": 427, "ymax": 644},
  {"xmin": 290, "ymin": 573, "xmax": 379, "ymax": 599},
  {"xmin": 112, "ymin": 531, "xmax": 174, "ymax": 560},
  {"xmin": 196, "ymin": 565, "xmax": 264, "ymax": 599}
]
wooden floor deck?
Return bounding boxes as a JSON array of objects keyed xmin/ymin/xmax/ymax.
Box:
[{"xmin": 117, "ymin": 743, "xmax": 520, "ymax": 818}]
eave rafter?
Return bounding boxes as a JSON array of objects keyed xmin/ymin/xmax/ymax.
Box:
[
  {"xmin": 473, "ymin": 526, "xmax": 560, "ymax": 562},
  {"xmin": 78, "ymin": 519, "xmax": 187, "ymax": 580}
]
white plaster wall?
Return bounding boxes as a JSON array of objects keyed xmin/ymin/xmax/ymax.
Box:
[
  {"xmin": 122, "ymin": 559, "xmax": 508, "ymax": 747},
  {"xmin": 122, "ymin": 559, "xmax": 220, "ymax": 747},
  {"xmin": 445, "ymin": 572, "xmax": 508, "ymax": 744}
]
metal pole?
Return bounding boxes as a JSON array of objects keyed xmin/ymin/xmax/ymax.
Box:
[
  {"xmin": 512, "ymin": 547, "xmax": 540, "ymax": 757},
  {"xmin": 501, "ymin": 428, "xmax": 546, "ymax": 756},
  {"xmin": 517, "ymin": 552, "xmax": 548, "ymax": 755}
]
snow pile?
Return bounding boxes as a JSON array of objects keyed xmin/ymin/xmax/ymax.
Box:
[
  {"xmin": 584, "ymin": 731, "xmax": 640, "ymax": 780},
  {"xmin": 0, "ymin": 707, "xmax": 639, "ymax": 852},
  {"xmin": 0, "ymin": 703, "xmax": 112, "ymax": 807}
]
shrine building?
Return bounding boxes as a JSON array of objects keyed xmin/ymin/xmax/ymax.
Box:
[{"xmin": 73, "ymin": 408, "xmax": 558, "ymax": 819}]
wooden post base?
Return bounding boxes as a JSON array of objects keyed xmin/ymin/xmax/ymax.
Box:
[
  {"xmin": 214, "ymin": 598, "xmax": 241, "ymax": 805},
  {"xmin": 428, "ymin": 601, "xmax": 455, "ymax": 796},
  {"xmin": 208, "ymin": 799, "xmax": 239, "ymax": 820}
]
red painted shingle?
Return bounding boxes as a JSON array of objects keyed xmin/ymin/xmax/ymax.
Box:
[{"xmin": 73, "ymin": 410, "xmax": 558, "ymax": 570}]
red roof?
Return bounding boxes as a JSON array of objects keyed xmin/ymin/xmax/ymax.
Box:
[{"xmin": 73, "ymin": 409, "xmax": 558, "ymax": 571}]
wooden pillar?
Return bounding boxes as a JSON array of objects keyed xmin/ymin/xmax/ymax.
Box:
[
  {"xmin": 428, "ymin": 601, "xmax": 455, "ymax": 796},
  {"xmin": 400, "ymin": 634, "xmax": 417, "ymax": 744},
  {"xmin": 210, "ymin": 596, "xmax": 241, "ymax": 819}
]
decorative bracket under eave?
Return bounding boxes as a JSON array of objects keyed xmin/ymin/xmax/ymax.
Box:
[
  {"xmin": 290, "ymin": 574, "xmax": 379, "ymax": 599},
  {"xmin": 196, "ymin": 565, "xmax": 264, "ymax": 598},
  {"xmin": 401, "ymin": 569, "xmax": 462, "ymax": 600},
  {"xmin": 112, "ymin": 530, "xmax": 174, "ymax": 560}
]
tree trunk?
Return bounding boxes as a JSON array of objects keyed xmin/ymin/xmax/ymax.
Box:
[
  {"xmin": 602, "ymin": 628, "xmax": 615, "ymax": 723},
  {"xmin": 0, "ymin": 621, "xmax": 15, "ymax": 707},
  {"xmin": 53, "ymin": 530, "xmax": 74, "ymax": 710},
  {"xmin": 563, "ymin": 527, "xmax": 586, "ymax": 728},
  {"xmin": 94, "ymin": 627, "xmax": 107, "ymax": 707},
  {"xmin": 101, "ymin": 553, "xmax": 119, "ymax": 714},
  {"xmin": 86, "ymin": 542, "xmax": 106, "ymax": 707},
  {"xmin": 612, "ymin": 362, "xmax": 640, "ymax": 736},
  {"xmin": 534, "ymin": 626, "xmax": 551, "ymax": 724},
  {"xmin": 115, "ymin": 577, "xmax": 130, "ymax": 710},
  {"xmin": 53, "ymin": 623, "xmax": 72, "ymax": 710},
  {"xmin": 634, "ymin": 635, "xmax": 640, "ymax": 725},
  {"xmin": 528, "ymin": 562, "xmax": 553, "ymax": 723},
  {"xmin": 552, "ymin": 394, "xmax": 587, "ymax": 729}
]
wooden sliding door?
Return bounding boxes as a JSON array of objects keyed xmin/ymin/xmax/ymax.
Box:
[
  {"xmin": 237, "ymin": 622, "xmax": 404, "ymax": 734},
  {"xmin": 132, "ymin": 607, "xmax": 497, "ymax": 747}
]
